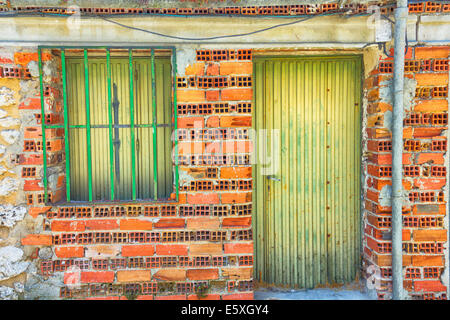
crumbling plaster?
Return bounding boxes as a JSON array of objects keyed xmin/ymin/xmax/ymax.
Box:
[
  {"xmin": 0, "ymin": 6, "xmax": 448, "ymax": 299},
  {"xmin": 0, "ymin": 46, "xmax": 60, "ymax": 300}
]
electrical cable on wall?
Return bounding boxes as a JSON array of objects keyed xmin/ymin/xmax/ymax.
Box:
[
  {"xmin": 97, "ymin": 13, "xmax": 340, "ymax": 41},
  {"xmin": 0, "ymin": 9, "xmax": 368, "ymax": 42}
]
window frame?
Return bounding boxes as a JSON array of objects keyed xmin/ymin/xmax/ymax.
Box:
[{"xmin": 37, "ymin": 46, "xmax": 179, "ymax": 204}]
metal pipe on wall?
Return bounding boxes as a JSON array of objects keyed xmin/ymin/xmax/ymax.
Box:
[{"xmin": 392, "ymin": 0, "xmax": 408, "ymax": 300}]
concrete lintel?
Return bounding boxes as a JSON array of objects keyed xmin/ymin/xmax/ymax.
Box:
[
  {"xmin": 0, "ymin": 15, "xmax": 378, "ymax": 44},
  {"xmin": 417, "ymin": 15, "xmax": 450, "ymax": 42}
]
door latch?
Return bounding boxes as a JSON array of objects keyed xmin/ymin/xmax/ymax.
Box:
[{"xmin": 266, "ymin": 175, "xmax": 281, "ymax": 182}]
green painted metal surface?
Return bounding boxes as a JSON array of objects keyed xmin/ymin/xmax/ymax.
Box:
[
  {"xmin": 65, "ymin": 54, "xmax": 173, "ymax": 201},
  {"xmin": 83, "ymin": 50, "xmax": 94, "ymax": 201},
  {"xmin": 172, "ymin": 52, "xmax": 179, "ymax": 202},
  {"xmin": 253, "ymin": 56, "xmax": 362, "ymax": 288},
  {"xmin": 106, "ymin": 49, "xmax": 115, "ymax": 200},
  {"xmin": 37, "ymin": 49, "xmax": 48, "ymax": 203},
  {"xmin": 128, "ymin": 50, "xmax": 137, "ymax": 200},
  {"xmin": 61, "ymin": 50, "xmax": 71, "ymax": 202},
  {"xmin": 151, "ymin": 50, "xmax": 159, "ymax": 200}
]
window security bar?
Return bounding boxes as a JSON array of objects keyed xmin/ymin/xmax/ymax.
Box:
[{"xmin": 37, "ymin": 46, "xmax": 179, "ymax": 203}]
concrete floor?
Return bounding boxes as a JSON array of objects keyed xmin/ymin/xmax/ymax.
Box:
[{"xmin": 254, "ymin": 283, "xmax": 374, "ymax": 300}]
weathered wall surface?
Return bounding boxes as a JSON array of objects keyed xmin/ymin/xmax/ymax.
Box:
[
  {"xmin": 0, "ymin": 46, "xmax": 254, "ymax": 300},
  {"xmin": 362, "ymin": 45, "xmax": 449, "ymax": 300},
  {"xmin": 0, "ymin": 15, "xmax": 379, "ymax": 45},
  {"xmin": 5, "ymin": 44, "xmax": 449, "ymax": 301},
  {"xmin": 0, "ymin": 47, "xmax": 44, "ymax": 299},
  {"xmin": 0, "ymin": 1, "xmax": 449, "ymax": 301}
]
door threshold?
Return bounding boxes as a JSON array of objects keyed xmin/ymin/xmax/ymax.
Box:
[{"xmin": 253, "ymin": 282, "xmax": 374, "ymax": 300}]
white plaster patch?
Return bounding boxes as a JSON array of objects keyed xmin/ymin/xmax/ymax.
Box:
[
  {"xmin": 375, "ymin": 19, "xmax": 392, "ymax": 42},
  {"xmin": 384, "ymin": 110, "xmax": 393, "ymax": 131},
  {"xmin": 0, "ymin": 48, "xmax": 14, "ymax": 64},
  {"xmin": 0, "ymin": 246, "xmax": 29, "ymax": 282},
  {"xmin": 19, "ymin": 79, "xmax": 39, "ymax": 97},
  {"xmin": 0, "ymin": 87, "xmax": 16, "ymax": 107},
  {"xmin": 379, "ymin": 83, "xmax": 393, "ymax": 104},
  {"xmin": 379, "ymin": 184, "xmax": 392, "ymax": 207},
  {"xmin": 179, "ymin": 169, "xmax": 196, "ymax": 187},
  {"xmin": 0, "ymin": 286, "xmax": 18, "ymax": 300},
  {"xmin": 27, "ymin": 60, "xmax": 39, "ymax": 78},
  {"xmin": 0, "ymin": 129, "xmax": 20, "ymax": 144},
  {"xmin": 0, "ymin": 204, "xmax": 26, "ymax": 228},
  {"xmin": 403, "ymin": 77, "xmax": 417, "ymax": 112},
  {"xmin": 47, "ymin": 168, "xmax": 62, "ymax": 190},
  {"xmin": 0, "ymin": 165, "xmax": 9, "ymax": 175},
  {"xmin": 14, "ymin": 282, "xmax": 24, "ymax": 293},
  {"xmin": 176, "ymin": 47, "xmax": 196, "ymax": 76},
  {"xmin": 43, "ymin": 60, "xmax": 58, "ymax": 82},
  {"xmin": 0, "ymin": 117, "xmax": 21, "ymax": 128},
  {"xmin": 24, "ymin": 273, "xmax": 63, "ymax": 300},
  {"xmin": 38, "ymin": 247, "xmax": 53, "ymax": 260},
  {"xmin": 0, "ymin": 177, "xmax": 19, "ymax": 197}
]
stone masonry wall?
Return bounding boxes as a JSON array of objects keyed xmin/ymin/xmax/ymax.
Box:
[{"xmin": 0, "ymin": 47, "xmax": 57, "ymax": 299}]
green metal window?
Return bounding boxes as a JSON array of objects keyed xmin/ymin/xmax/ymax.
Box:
[{"xmin": 38, "ymin": 47, "xmax": 179, "ymax": 203}]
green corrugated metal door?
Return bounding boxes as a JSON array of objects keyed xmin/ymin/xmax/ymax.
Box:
[
  {"xmin": 66, "ymin": 56, "xmax": 172, "ymax": 201},
  {"xmin": 253, "ymin": 56, "xmax": 362, "ymax": 288}
]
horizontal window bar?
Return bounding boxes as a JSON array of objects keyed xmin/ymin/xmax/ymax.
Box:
[
  {"xmin": 44, "ymin": 124, "xmax": 172, "ymax": 129},
  {"xmin": 65, "ymin": 50, "xmax": 172, "ymax": 58},
  {"xmin": 56, "ymin": 198, "xmax": 179, "ymax": 206},
  {"xmin": 38, "ymin": 46, "xmax": 176, "ymax": 50},
  {"xmin": 68, "ymin": 124, "xmax": 172, "ymax": 129}
]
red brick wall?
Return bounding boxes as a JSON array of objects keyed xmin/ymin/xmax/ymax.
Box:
[
  {"xmin": 8, "ymin": 44, "xmax": 450, "ymax": 300},
  {"xmin": 363, "ymin": 46, "xmax": 449, "ymax": 300},
  {"xmin": 17, "ymin": 48, "xmax": 254, "ymax": 300},
  {"xmin": 3, "ymin": 2, "xmax": 450, "ymax": 17},
  {"xmin": 19, "ymin": 50, "xmax": 66, "ymax": 208}
]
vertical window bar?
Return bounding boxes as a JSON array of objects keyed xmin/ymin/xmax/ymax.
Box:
[
  {"xmin": 106, "ymin": 49, "xmax": 115, "ymax": 200},
  {"xmin": 172, "ymin": 49, "xmax": 179, "ymax": 202},
  {"xmin": 37, "ymin": 48, "xmax": 48, "ymax": 203},
  {"xmin": 61, "ymin": 49, "xmax": 71, "ymax": 202},
  {"xmin": 128, "ymin": 49, "xmax": 137, "ymax": 200},
  {"xmin": 84, "ymin": 49, "xmax": 93, "ymax": 201},
  {"xmin": 151, "ymin": 49, "xmax": 158, "ymax": 200}
]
